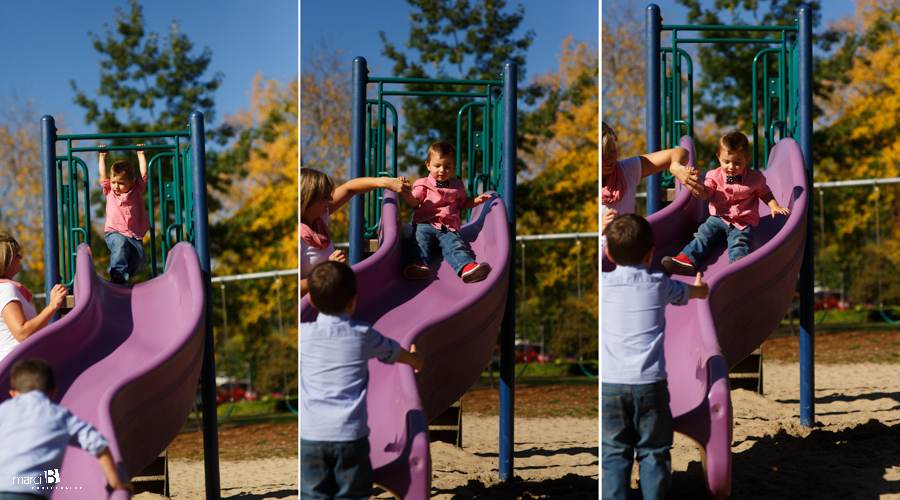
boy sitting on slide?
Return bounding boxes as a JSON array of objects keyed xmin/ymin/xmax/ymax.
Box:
[
  {"xmin": 661, "ymin": 131, "xmax": 790, "ymax": 276},
  {"xmin": 399, "ymin": 140, "xmax": 492, "ymax": 283}
]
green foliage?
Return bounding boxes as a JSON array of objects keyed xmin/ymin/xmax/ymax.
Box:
[
  {"xmin": 70, "ymin": 0, "xmax": 235, "ymax": 279},
  {"xmin": 379, "ymin": 0, "xmax": 534, "ymax": 174},
  {"xmin": 70, "ymin": 0, "xmax": 222, "ymax": 134},
  {"xmin": 673, "ymin": 0, "xmax": 840, "ymax": 130}
]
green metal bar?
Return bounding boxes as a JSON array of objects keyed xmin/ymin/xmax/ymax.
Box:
[
  {"xmin": 672, "ymin": 37, "xmax": 789, "ymax": 44},
  {"xmin": 664, "ymin": 24, "xmax": 797, "ymax": 32},
  {"xmin": 369, "ymin": 76, "xmax": 502, "ymax": 85},
  {"xmin": 381, "ymin": 90, "xmax": 492, "ymax": 98},
  {"xmin": 57, "ymin": 131, "xmax": 189, "ymax": 140},
  {"xmin": 67, "ymin": 144, "xmax": 176, "ymax": 153}
]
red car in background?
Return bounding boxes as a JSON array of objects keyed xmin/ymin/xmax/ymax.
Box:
[
  {"xmin": 491, "ymin": 342, "xmax": 553, "ymax": 366},
  {"xmin": 216, "ymin": 380, "xmax": 258, "ymax": 404}
]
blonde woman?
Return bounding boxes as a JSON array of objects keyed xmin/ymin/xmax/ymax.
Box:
[
  {"xmin": 301, "ymin": 168, "xmax": 410, "ymax": 297},
  {"xmin": 0, "ymin": 234, "xmax": 68, "ymax": 363},
  {"xmin": 601, "ymin": 122, "xmax": 704, "ymax": 245}
]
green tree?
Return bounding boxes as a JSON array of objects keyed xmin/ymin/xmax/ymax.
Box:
[
  {"xmin": 379, "ymin": 0, "xmax": 534, "ymax": 174},
  {"xmin": 70, "ymin": 0, "xmax": 222, "ymax": 135},
  {"xmin": 70, "ymin": 0, "xmax": 235, "ymax": 279},
  {"xmin": 673, "ymin": 0, "xmax": 840, "ymax": 131}
]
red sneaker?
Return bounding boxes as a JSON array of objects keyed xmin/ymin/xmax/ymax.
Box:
[
  {"xmin": 661, "ymin": 254, "xmax": 695, "ymax": 276},
  {"xmin": 404, "ymin": 262, "xmax": 429, "ymax": 280},
  {"xmin": 461, "ymin": 262, "xmax": 491, "ymax": 283}
]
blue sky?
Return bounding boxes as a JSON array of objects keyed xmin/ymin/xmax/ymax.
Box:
[
  {"xmin": 606, "ymin": 0, "xmax": 857, "ymax": 36},
  {"xmin": 1, "ymin": 1, "xmax": 298, "ymax": 134},
  {"xmin": 300, "ymin": 0, "xmax": 599, "ymax": 87}
]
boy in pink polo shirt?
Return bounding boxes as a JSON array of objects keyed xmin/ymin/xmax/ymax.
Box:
[
  {"xmin": 98, "ymin": 144, "xmax": 151, "ymax": 284},
  {"xmin": 399, "ymin": 141, "xmax": 492, "ymax": 283},
  {"xmin": 661, "ymin": 131, "xmax": 790, "ymax": 275}
]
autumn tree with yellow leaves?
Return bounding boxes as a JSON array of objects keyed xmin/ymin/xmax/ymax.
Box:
[
  {"xmin": 813, "ymin": 0, "xmax": 900, "ymax": 305},
  {"xmin": 518, "ymin": 35, "xmax": 598, "ymax": 359},
  {"xmin": 210, "ymin": 74, "xmax": 298, "ymax": 394},
  {"xmin": 0, "ymin": 95, "xmax": 50, "ymax": 291}
]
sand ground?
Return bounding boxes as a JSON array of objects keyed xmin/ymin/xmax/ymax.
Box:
[{"xmin": 666, "ymin": 361, "xmax": 900, "ymax": 499}]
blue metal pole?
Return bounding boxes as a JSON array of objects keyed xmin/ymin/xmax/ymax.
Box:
[
  {"xmin": 40, "ymin": 116, "xmax": 61, "ymax": 313},
  {"xmin": 190, "ymin": 111, "xmax": 221, "ymax": 500},
  {"xmin": 499, "ymin": 61, "xmax": 517, "ymax": 481},
  {"xmin": 349, "ymin": 57, "xmax": 368, "ymax": 265},
  {"xmin": 797, "ymin": 7, "xmax": 815, "ymax": 428},
  {"xmin": 646, "ymin": 4, "xmax": 662, "ymax": 215}
]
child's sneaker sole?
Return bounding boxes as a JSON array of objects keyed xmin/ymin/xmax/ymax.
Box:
[
  {"xmin": 661, "ymin": 256, "xmax": 695, "ymax": 276},
  {"xmin": 461, "ymin": 263, "xmax": 491, "ymax": 283},
  {"xmin": 404, "ymin": 264, "xmax": 430, "ymax": 280}
]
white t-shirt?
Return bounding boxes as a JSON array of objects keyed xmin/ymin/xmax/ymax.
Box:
[
  {"xmin": 300, "ymin": 211, "xmax": 336, "ymax": 280},
  {"xmin": 0, "ymin": 283, "xmax": 37, "ymax": 363},
  {"xmin": 601, "ymin": 156, "xmax": 643, "ymax": 247}
]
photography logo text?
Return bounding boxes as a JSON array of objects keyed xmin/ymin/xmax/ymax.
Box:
[{"xmin": 11, "ymin": 469, "xmax": 82, "ymax": 491}]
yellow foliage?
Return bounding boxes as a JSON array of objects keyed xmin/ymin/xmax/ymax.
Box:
[
  {"xmin": 519, "ymin": 35, "xmax": 598, "ymax": 354},
  {"xmin": 0, "ymin": 96, "xmax": 53, "ymax": 290},
  {"xmin": 213, "ymin": 73, "xmax": 299, "ymax": 364},
  {"xmin": 602, "ymin": 0, "xmax": 646, "ymax": 157}
]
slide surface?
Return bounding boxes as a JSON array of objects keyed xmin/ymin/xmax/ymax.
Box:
[
  {"xmin": 603, "ymin": 137, "xmax": 807, "ymax": 499},
  {"xmin": 301, "ymin": 191, "xmax": 510, "ymax": 500},
  {"xmin": 0, "ymin": 242, "xmax": 206, "ymax": 499}
]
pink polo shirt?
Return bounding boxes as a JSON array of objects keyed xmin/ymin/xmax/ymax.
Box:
[
  {"xmin": 101, "ymin": 174, "xmax": 151, "ymax": 239},
  {"xmin": 411, "ymin": 175, "xmax": 468, "ymax": 232},
  {"xmin": 703, "ymin": 167, "xmax": 772, "ymax": 230}
]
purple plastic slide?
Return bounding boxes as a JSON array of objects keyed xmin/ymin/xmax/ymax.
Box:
[
  {"xmin": 603, "ymin": 137, "xmax": 808, "ymax": 499},
  {"xmin": 301, "ymin": 191, "xmax": 510, "ymax": 499},
  {"xmin": 0, "ymin": 242, "xmax": 206, "ymax": 499}
]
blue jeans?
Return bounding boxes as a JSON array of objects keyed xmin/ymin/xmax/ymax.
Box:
[
  {"xmin": 406, "ymin": 223, "xmax": 474, "ymax": 274},
  {"xmin": 300, "ymin": 438, "xmax": 372, "ymax": 500},
  {"xmin": 681, "ymin": 216, "xmax": 754, "ymax": 266},
  {"xmin": 105, "ymin": 231, "xmax": 146, "ymax": 280},
  {"xmin": 602, "ymin": 380, "xmax": 673, "ymax": 500}
]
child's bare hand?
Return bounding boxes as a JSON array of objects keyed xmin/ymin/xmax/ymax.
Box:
[
  {"xmin": 409, "ymin": 344, "xmax": 424, "ymax": 373},
  {"xmin": 48, "ymin": 284, "xmax": 68, "ymax": 310},
  {"xmin": 692, "ymin": 272, "xmax": 709, "ymax": 299},
  {"xmin": 473, "ymin": 194, "xmax": 492, "ymax": 205},
  {"xmin": 135, "ymin": 144, "xmax": 145, "ymax": 157},
  {"xmin": 98, "ymin": 145, "xmax": 107, "ymax": 159},
  {"xmin": 328, "ymin": 250, "xmax": 347, "ymax": 264},
  {"xmin": 385, "ymin": 177, "xmax": 410, "ymax": 195},
  {"xmin": 602, "ymin": 209, "xmax": 619, "ymax": 235},
  {"xmin": 672, "ymin": 162, "xmax": 703, "ymax": 196},
  {"xmin": 771, "ymin": 205, "xmax": 790, "ymax": 217}
]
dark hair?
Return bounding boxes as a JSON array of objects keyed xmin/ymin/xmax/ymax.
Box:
[
  {"xmin": 427, "ymin": 141, "xmax": 456, "ymax": 163},
  {"xmin": 606, "ymin": 214, "xmax": 654, "ymax": 266},
  {"xmin": 308, "ymin": 261, "xmax": 357, "ymax": 315},
  {"xmin": 10, "ymin": 358, "xmax": 56, "ymax": 396},
  {"xmin": 110, "ymin": 160, "xmax": 135, "ymax": 179},
  {"xmin": 717, "ymin": 131, "xmax": 750, "ymax": 157}
]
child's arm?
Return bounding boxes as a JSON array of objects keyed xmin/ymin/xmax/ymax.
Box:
[
  {"xmin": 397, "ymin": 177, "xmax": 421, "ymax": 208},
  {"xmin": 461, "ymin": 193, "xmax": 492, "ymax": 209},
  {"xmin": 762, "ymin": 192, "xmax": 790, "ymax": 217},
  {"xmin": 97, "ymin": 447, "xmax": 133, "ymax": 493},
  {"xmin": 136, "ymin": 143, "xmax": 148, "ymax": 177},
  {"xmin": 397, "ymin": 343, "xmax": 424, "ymax": 373},
  {"xmin": 331, "ymin": 176, "xmax": 412, "ymax": 213},
  {"xmin": 688, "ymin": 272, "xmax": 709, "ymax": 299},
  {"xmin": 98, "ymin": 145, "xmax": 108, "ymax": 182}
]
